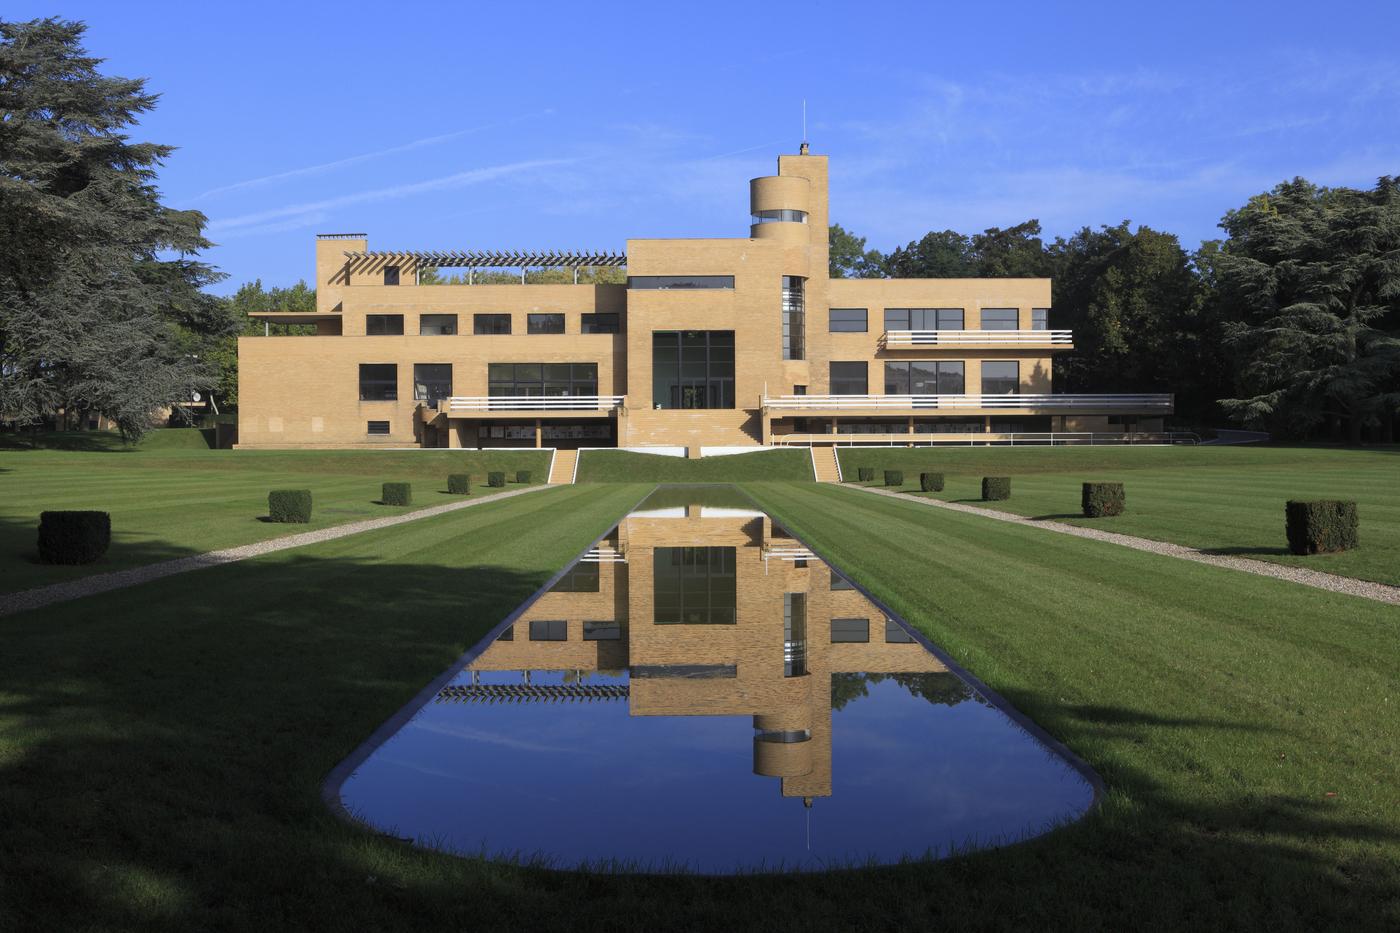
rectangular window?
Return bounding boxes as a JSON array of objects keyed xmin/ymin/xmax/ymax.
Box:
[
  {"xmin": 884, "ymin": 361, "xmax": 965, "ymax": 395},
  {"xmin": 981, "ymin": 361, "xmax": 1020, "ymax": 395},
  {"xmin": 497, "ymin": 624, "xmax": 514, "ymax": 641},
  {"xmin": 830, "ymin": 618, "xmax": 870, "ymax": 643},
  {"xmin": 581, "ymin": 313, "xmax": 621, "ymax": 334},
  {"xmin": 488, "ymin": 362, "xmax": 598, "ymax": 398},
  {"xmin": 829, "ymin": 361, "xmax": 868, "ymax": 395},
  {"xmin": 828, "ymin": 308, "xmax": 868, "ymax": 332},
  {"xmin": 782, "ymin": 276, "xmax": 806, "ymax": 360},
  {"xmin": 365, "ymin": 314, "xmax": 404, "ymax": 335},
  {"xmin": 885, "ymin": 618, "xmax": 915, "ymax": 643},
  {"xmin": 784, "ymin": 592, "xmax": 808, "ymax": 677},
  {"xmin": 413, "ymin": 363, "xmax": 452, "ymax": 402},
  {"xmin": 551, "ymin": 561, "xmax": 601, "ymax": 593},
  {"xmin": 473, "ymin": 314, "xmax": 511, "ymax": 335},
  {"xmin": 628, "ymin": 275, "xmax": 734, "ymax": 290},
  {"xmin": 527, "ymin": 313, "xmax": 565, "ymax": 335},
  {"xmin": 383, "ymin": 266, "xmax": 400, "ymax": 286},
  {"xmin": 830, "ymin": 570, "xmax": 854, "ymax": 590},
  {"xmin": 528, "ymin": 620, "xmax": 567, "ymax": 641},
  {"xmin": 1032, "ymin": 308, "xmax": 1049, "ymax": 330},
  {"xmin": 358, "ymin": 363, "xmax": 397, "ymax": 401},
  {"xmin": 583, "ymin": 621, "xmax": 621, "ymax": 641},
  {"xmin": 653, "ymin": 547, "xmax": 737, "ymax": 624},
  {"xmin": 885, "ymin": 308, "xmax": 964, "ymax": 331},
  {"xmin": 651, "ymin": 331, "xmax": 735, "ymax": 409},
  {"xmin": 366, "ymin": 420, "xmax": 390, "ymax": 435},
  {"xmin": 419, "ymin": 314, "xmax": 457, "ymax": 335},
  {"xmin": 980, "ymin": 308, "xmax": 1019, "ymax": 330}
]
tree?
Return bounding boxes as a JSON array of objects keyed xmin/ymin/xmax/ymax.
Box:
[
  {"xmin": 883, "ymin": 229, "xmax": 973, "ymax": 277},
  {"xmin": 0, "ymin": 18, "xmax": 235, "ymax": 439},
  {"xmin": 1216, "ymin": 177, "xmax": 1400, "ymax": 443},
  {"xmin": 828, "ymin": 223, "xmax": 885, "ymax": 278},
  {"xmin": 968, "ymin": 220, "xmax": 1052, "ymax": 278}
]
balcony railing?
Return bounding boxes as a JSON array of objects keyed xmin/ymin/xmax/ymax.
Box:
[
  {"xmin": 881, "ymin": 329, "xmax": 1073, "ymax": 348},
  {"xmin": 775, "ymin": 432, "xmax": 1200, "ymax": 447},
  {"xmin": 446, "ymin": 395, "xmax": 624, "ymax": 412},
  {"xmin": 762, "ymin": 393, "xmax": 1173, "ymax": 411}
]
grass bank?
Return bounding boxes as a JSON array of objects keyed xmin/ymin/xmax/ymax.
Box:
[
  {"xmin": 576, "ymin": 448, "xmax": 813, "ymax": 483},
  {"xmin": 836, "ymin": 444, "xmax": 1399, "ymax": 585}
]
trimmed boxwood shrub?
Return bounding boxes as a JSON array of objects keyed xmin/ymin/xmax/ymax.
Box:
[
  {"xmin": 920, "ymin": 472, "xmax": 945, "ymax": 492},
  {"xmin": 857, "ymin": 467, "xmax": 874, "ymax": 482},
  {"xmin": 516, "ymin": 470, "xmax": 532, "ymax": 484},
  {"xmin": 447, "ymin": 473, "xmax": 471, "ymax": 495},
  {"xmin": 982, "ymin": 476, "xmax": 1011, "ymax": 501},
  {"xmin": 37, "ymin": 510, "xmax": 111, "ymax": 565},
  {"xmin": 488, "ymin": 471, "xmax": 506, "ymax": 488},
  {"xmin": 884, "ymin": 470, "xmax": 903, "ymax": 487},
  {"xmin": 1285, "ymin": 500, "xmax": 1358, "ymax": 555},
  {"xmin": 268, "ymin": 489, "xmax": 313, "ymax": 523},
  {"xmin": 381, "ymin": 482, "xmax": 412, "ymax": 506},
  {"xmin": 1082, "ymin": 482, "xmax": 1126, "ymax": 517}
]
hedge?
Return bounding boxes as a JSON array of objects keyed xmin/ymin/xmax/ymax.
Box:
[
  {"xmin": 37, "ymin": 511, "xmax": 111, "ymax": 565},
  {"xmin": 447, "ymin": 473, "xmax": 471, "ymax": 495},
  {"xmin": 920, "ymin": 472, "xmax": 944, "ymax": 492},
  {"xmin": 1082, "ymin": 482, "xmax": 1126, "ymax": 517},
  {"xmin": 267, "ymin": 489, "xmax": 313, "ymax": 523},
  {"xmin": 857, "ymin": 467, "xmax": 874, "ymax": 482},
  {"xmin": 982, "ymin": 476, "xmax": 1011, "ymax": 501},
  {"xmin": 1285, "ymin": 500, "xmax": 1358, "ymax": 555},
  {"xmin": 488, "ymin": 471, "xmax": 506, "ymax": 488},
  {"xmin": 381, "ymin": 482, "xmax": 412, "ymax": 506},
  {"xmin": 884, "ymin": 470, "xmax": 903, "ymax": 487},
  {"xmin": 516, "ymin": 470, "xmax": 532, "ymax": 484}
]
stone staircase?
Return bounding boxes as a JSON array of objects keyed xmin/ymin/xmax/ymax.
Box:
[
  {"xmin": 548, "ymin": 448, "xmax": 579, "ymax": 485},
  {"xmin": 810, "ymin": 446, "xmax": 842, "ymax": 483}
]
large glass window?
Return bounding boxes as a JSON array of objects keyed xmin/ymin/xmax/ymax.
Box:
[
  {"xmin": 473, "ymin": 314, "xmax": 511, "ymax": 335},
  {"xmin": 829, "ymin": 308, "xmax": 868, "ymax": 332},
  {"xmin": 751, "ymin": 209, "xmax": 808, "ymax": 224},
  {"xmin": 829, "ymin": 361, "xmax": 868, "ymax": 395},
  {"xmin": 653, "ymin": 547, "xmax": 737, "ymax": 624},
  {"xmin": 528, "ymin": 620, "xmax": 567, "ymax": 641},
  {"xmin": 413, "ymin": 364, "xmax": 452, "ymax": 402},
  {"xmin": 1032, "ymin": 308, "xmax": 1049, "ymax": 330},
  {"xmin": 488, "ymin": 363, "xmax": 598, "ymax": 397},
  {"xmin": 885, "ymin": 308, "xmax": 963, "ymax": 331},
  {"xmin": 358, "ymin": 364, "xmax": 397, "ymax": 401},
  {"xmin": 581, "ymin": 313, "xmax": 621, "ymax": 334},
  {"xmin": 651, "ymin": 331, "xmax": 735, "ymax": 409},
  {"xmin": 366, "ymin": 314, "xmax": 404, "ymax": 335},
  {"xmin": 782, "ymin": 276, "xmax": 805, "ymax": 360},
  {"xmin": 527, "ymin": 313, "xmax": 565, "ymax": 335},
  {"xmin": 628, "ymin": 275, "xmax": 734, "ymax": 290},
  {"xmin": 884, "ymin": 361, "xmax": 965, "ymax": 395},
  {"xmin": 419, "ymin": 314, "xmax": 457, "ymax": 335},
  {"xmin": 981, "ymin": 361, "xmax": 1020, "ymax": 395},
  {"xmin": 980, "ymin": 308, "xmax": 1019, "ymax": 330},
  {"xmin": 830, "ymin": 618, "xmax": 870, "ymax": 643}
]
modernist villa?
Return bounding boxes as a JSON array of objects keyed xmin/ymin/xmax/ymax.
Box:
[{"xmin": 237, "ymin": 146, "xmax": 1171, "ymax": 454}]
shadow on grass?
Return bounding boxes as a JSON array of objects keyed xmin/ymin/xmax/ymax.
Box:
[{"xmin": 1201, "ymin": 544, "xmax": 1294, "ymax": 558}]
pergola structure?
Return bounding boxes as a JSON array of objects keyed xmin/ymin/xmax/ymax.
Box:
[{"xmin": 343, "ymin": 248, "xmax": 627, "ymax": 284}]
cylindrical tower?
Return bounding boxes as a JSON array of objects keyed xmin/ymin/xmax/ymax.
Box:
[{"xmin": 749, "ymin": 175, "xmax": 811, "ymax": 245}]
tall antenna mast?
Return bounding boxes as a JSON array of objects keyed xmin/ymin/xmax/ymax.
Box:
[{"xmin": 800, "ymin": 100, "xmax": 809, "ymax": 155}]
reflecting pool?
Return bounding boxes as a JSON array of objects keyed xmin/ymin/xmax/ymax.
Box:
[{"xmin": 336, "ymin": 485, "xmax": 1096, "ymax": 872}]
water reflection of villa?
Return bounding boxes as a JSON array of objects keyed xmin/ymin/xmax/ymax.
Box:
[{"xmin": 446, "ymin": 495, "xmax": 947, "ymax": 803}]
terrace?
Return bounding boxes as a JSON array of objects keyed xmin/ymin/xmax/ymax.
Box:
[
  {"xmin": 762, "ymin": 393, "xmax": 1174, "ymax": 415},
  {"xmin": 880, "ymin": 329, "xmax": 1074, "ymax": 349}
]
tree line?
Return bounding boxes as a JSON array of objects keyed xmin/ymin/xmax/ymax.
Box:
[
  {"xmin": 831, "ymin": 179, "xmax": 1400, "ymax": 442},
  {"xmin": 2, "ymin": 17, "xmax": 1397, "ymax": 442}
]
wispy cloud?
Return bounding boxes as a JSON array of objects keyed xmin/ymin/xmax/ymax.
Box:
[
  {"xmin": 206, "ymin": 158, "xmax": 573, "ymax": 234},
  {"xmin": 191, "ymin": 111, "xmax": 553, "ymax": 201}
]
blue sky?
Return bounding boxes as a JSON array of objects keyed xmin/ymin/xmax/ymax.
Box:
[{"xmin": 12, "ymin": 1, "xmax": 1400, "ymax": 294}]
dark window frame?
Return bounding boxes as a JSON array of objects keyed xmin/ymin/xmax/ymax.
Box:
[
  {"xmin": 365, "ymin": 314, "xmax": 405, "ymax": 336},
  {"xmin": 583, "ymin": 621, "xmax": 622, "ymax": 641},
  {"xmin": 830, "ymin": 618, "xmax": 870, "ymax": 643},
  {"xmin": 884, "ymin": 308, "xmax": 964, "ymax": 331},
  {"xmin": 628, "ymin": 275, "xmax": 735, "ymax": 290},
  {"xmin": 412, "ymin": 363, "xmax": 453, "ymax": 402},
  {"xmin": 488, "ymin": 362, "xmax": 598, "ymax": 398},
  {"xmin": 828, "ymin": 308, "xmax": 868, "ymax": 332},
  {"xmin": 884, "ymin": 360, "xmax": 966, "ymax": 395},
  {"xmin": 653, "ymin": 546, "xmax": 737, "ymax": 624},
  {"xmin": 829, "ymin": 361, "xmax": 869, "ymax": 395},
  {"xmin": 358, "ymin": 363, "xmax": 397, "ymax": 401},
  {"xmin": 528, "ymin": 620, "xmax": 568, "ymax": 641},
  {"xmin": 419, "ymin": 313, "xmax": 457, "ymax": 335},
  {"xmin": 527, "ymin": 313, "xmax": 566, "ymax": 335},
  {"xmin": 1032, "ymin": 308, "xmax": 1050, "ymax": 331},
  {"xmin": 981, "ymin": 360, "xmax": 1021, "ymax": 395},
  {"xmin": 782, "ymin": 275, "xmax": 806, "ymax": 361},
  {"xmin": 473, "ymin": 313, "xmax": 512, "ymax": 335},
  {"xmin": 366, "ymin": 420, "xmax": 391, "ymax": 436},
  {"xmin": 651, "ymin": 331, "xmax": 735, "ymax": 410},
  {"xmin": 581, "ymin": 312, "xmax": 621, "ymax": 334},
  {"xmin": 980, "ymin": 308, "xmax": 1019, "ymax": 330},
  {"xmin": 383, "ymin": 266, "xmax": 400, "ymax": 286}
]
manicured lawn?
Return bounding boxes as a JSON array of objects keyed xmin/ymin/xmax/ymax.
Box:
[
  {"xmin": 837, "ymin": 444, "xmax": 1400, "ymax": 585},
  {"xmin": 1, "ymin": 479, "xmax": 1396, "ymax": 929},
  {"xmin": 0, "ymin": 439, "xmax": 551, "ymax": 594},
  {"xmin": 576, "ymin": 448, "xmax": 813, "ymax": 483}
]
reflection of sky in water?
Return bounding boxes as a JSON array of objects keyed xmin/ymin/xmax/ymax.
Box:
[{"xmin": 342, "ymin": 672, "xmax": 1093, "ymax": 872}]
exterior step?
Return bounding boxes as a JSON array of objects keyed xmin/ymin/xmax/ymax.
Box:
[
  {"xmin": 548, "ymin": 449, "xmax": 579, "ymax": 485},
  {"xmin": 810, "ymin": 446, "xmax": 842, "ymax": 483}
]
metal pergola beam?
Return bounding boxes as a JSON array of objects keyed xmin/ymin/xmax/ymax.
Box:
[{"xmin": 344, "ymin": 249, "xmax": 627, "ymax": 268}]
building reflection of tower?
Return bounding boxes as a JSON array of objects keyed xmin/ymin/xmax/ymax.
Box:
[{"xmin": 463, "ymin": 491, "xmax": 945, "ymax": 803}]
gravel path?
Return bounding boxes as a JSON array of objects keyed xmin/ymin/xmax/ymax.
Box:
[
  {"xmin": 0, "ymin": 485, "xmax": 551, "ymax": 618},
  {"xmin": 854, "ymin": 485, "xmax": 1400, "ymax": 606}
]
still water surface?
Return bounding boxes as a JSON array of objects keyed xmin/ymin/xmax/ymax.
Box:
[{"xmin": 338, "ymin": 486, "xmax": 1095, "ymax": 872}]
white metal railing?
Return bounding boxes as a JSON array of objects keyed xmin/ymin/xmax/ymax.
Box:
[
  {"xmin": 762, "ymin": 393, "xmax": 1173, "ymax": 411},
  {"xmin": 581, "ymin": 546, "xmax": 627, "ymax": 563},
  {"xmin": 446, "ymin": 395, "xmax": 624, "ymax": 412},
  {"xmin": 774, "ymin": 432, "xmax": 1200, "ymax": 447},
  {"xmin": 881, "ymin": 329, "xmax": 1073, "ymax": 347}
]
